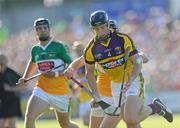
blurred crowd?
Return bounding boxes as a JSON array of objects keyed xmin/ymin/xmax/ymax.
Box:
[{"xmin": 0, "ymin": 6, "xmax": 179, "ymax": 92}]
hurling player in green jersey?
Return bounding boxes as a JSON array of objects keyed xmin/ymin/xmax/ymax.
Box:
[{"xmin": 18, "ymin": 18, "xmax": 79, "ymax": 128}]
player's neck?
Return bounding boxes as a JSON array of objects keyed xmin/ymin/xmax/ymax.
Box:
[{"xmin": 40, "ymin": 38, "xmax": 51, "ymax": 46}]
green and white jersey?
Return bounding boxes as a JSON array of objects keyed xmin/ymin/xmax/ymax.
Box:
[
  {"xmin": 31, "ymin": 39, "xmax": 72, "ymax": 94},
  {"xmin": 31, "ymin": 39, "xmax": 71, "ymax": 73}
]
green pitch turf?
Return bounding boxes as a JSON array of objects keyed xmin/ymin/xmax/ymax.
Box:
[{"xmin": 17, "ymin": 114, "xmax": 180, "ymax": 128}]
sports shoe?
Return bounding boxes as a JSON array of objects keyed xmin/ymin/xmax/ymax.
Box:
[{"xmin": 153, "ymin": 98, "xmax": 173, "ymax": 123}]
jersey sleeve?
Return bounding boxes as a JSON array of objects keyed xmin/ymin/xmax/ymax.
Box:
[
  {"xmin": 60, "ymin": 43, "xmax": 72, "ymax": 64},
  {"xmin": 83, "ymin": 41, "xmax": 95, "ymax": 64},
  {"xmin": 31, "ymin": 46, "xmax": 36, "ymax": 63},
  {"xmin": 123, "ymin": 35, "xmax": 138, "ymax": 57}
]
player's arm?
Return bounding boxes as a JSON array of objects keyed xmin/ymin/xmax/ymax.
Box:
[
  {"xmin": 64, "ymin": 56, "xmax": 85, "ymax": 78},
  {"xmin": 129, "ymin": 54, "xmax": 142, "ymax": 82},
  {"xmin": 138, "ymin": 52, "xmax": 148, "ymax": 64},
  {"xmin": 18, "ymin": 46, "xmax": 37, "ymax": 84},
  {"xmin": 23, "ymin": 59, "xmax": 37, "ymax": 79},
  {"xmin": 124, "ymin": 35, "xmax": 141, "ymax": 82},
  {"xmin": 69, "ymin": 56, "xmax": 84, "ymax": 70},
  {"xmin": 61, "ymin": 43, "xmax": 72, "ymax": 65},
  {"xmin": 85, "ymin": 62, "xmax": 100, "ymax": 99},
  {"xmin": 84, "ymin": 44, "xmax": 100, "ymax": 100},
  {"xmin": 18, "ymin": 59, "xmax": 37, "ymax": 85}
]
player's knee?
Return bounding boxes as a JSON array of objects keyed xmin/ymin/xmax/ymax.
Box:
[
  {"xmin": 25, "ymin": 112, "xmax": 36, "ymax": 122},
  {"xmin": 59, "ymin": 122, "xmax": 78, "ymax": 128},
  {"xmin": 69, "ymin": 122, "xmax": 79, "ymax": 128},
  {"xmin": 58, "ymin": 119, "xmax": 69, "ymax": 128},
  {"xmin": 124, "ymin": 115, "xmax": 139, "ymax": 125}
]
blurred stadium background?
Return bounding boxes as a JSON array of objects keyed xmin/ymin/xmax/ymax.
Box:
[{"xmin": 0, "ymin": 0, "xmax": 180, "ymax": 127}]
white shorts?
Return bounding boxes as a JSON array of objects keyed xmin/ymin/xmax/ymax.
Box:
[
  {"xmin": 79, "ymin": 101, "xmax": 91, "ymax": 117},
  {"xmin": 111, "ymin": 78, "xmax": 143, "ymax": 106},
  {"xmin": 32, "ymin": 87, "xmax": 70, "ymax": 113},
  {"xmin": 91, "ymin": 96, "xmax": 114, "ymax": 117},
  {"xmin": 126, "ymin": 78, "xmax": 143, "ymax": 97}
]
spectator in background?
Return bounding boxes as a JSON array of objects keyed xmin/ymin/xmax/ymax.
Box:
[{"xmin": 0, "ymin": 54, "xmax": 24, "ymax": 128}]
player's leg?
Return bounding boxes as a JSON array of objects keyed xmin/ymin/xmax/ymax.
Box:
[
  {"xmin": 102, "ymin": 81, "xmax": 126, "ymax": 128},
  {"xmin": 133, "ymin": 102, "xmax": 153, "ymax": 123},
  {"xmin": 99, "ymin": 103, "xmax": 126, "ymax": 128},
  {"xmin": 99, "ymin": 114, "xmax": 122, "ymax": 128},
  {"xmin": 55, "ymin": 111, "xmax": 78, "ymax": 128},
  {"xmin": 99, "ymin": 93, "xmax": 123, "ymax": 128},
  {"xmin": 124, "ymin": 96, "xmax": 173, "ymax": 127},
  {"xmin": 149, "ymin": 98, "xmax": 173, "ymax": 122},
  {"xmin": 25, "ymin": 88, "xmax": 50, "ymax": 128},
  {"xmin": 124, "ymin": 78, "xmax": 173, "ymax": 126},
  {"xmin": 90, "ymin": 96, "xmax": 115, "ymax": 128},
  {"xmin": 110, "ymin": 79, "xmax": 143, "ymax": 128},
  {"xmin": 90, "ymin": 116, "xmax": 104, "ymax": 128},
  {"xmin": 123, "ymin": 96, "xmax": 145, "ymax": 128},
  {"xmin": 90, "ymin": 107, "xmax": 104, "ymax": 128},
  {"xmin": 125, "ymin": 124, "xmax": 142, "ymax": 128},
  {"xmin": 82, "ymin": 111, "xmax": 90, "ymax": 126},
  {"xmin": 122, "ymin": 104, "xmax": 140, "ymax": 128},
  {"xmin": 123, "ymin": 78, "xmax": 147, "ymax": 127},
  {"xmin": 79, "ymin": 101, "xmax": 91, "ymax": 126}
]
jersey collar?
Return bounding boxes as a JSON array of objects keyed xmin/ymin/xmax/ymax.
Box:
[
  {"xmin": 97, "ymin": 31, "xmax": 112, "ymax": 47},
  {"xmin": 39, "ymin": 38, "xmax": 53, "ymax": 50}
]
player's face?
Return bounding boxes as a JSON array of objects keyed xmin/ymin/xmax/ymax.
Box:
[
  {"xmin": 36, "ymin": 24, "xmax": 50, "ymax": 41},
  {"xmin": 92, "ymin": 23, "xmax": 110, "ymax": 37}
]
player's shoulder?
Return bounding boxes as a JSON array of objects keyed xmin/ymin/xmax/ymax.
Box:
[
  {"xmin": 31, "ymin": 43, "xmax": 40, "ymax": 51},
  {"xmin": 51, "ymin": 39, "xmax": 64, "ymax": 46},
  {"xmin": 115, "ymin": 32, "xmax": 132, "ymax": 41},
  {"xmin": 115, "ymin": 31, "xmax": 130, "ymax": 38},
  {"xmin": 51, "ymin": 40, "xmax": 69, "ymax": 50},
  {"xmin": 84, "ymin": 38, "xmax": 96, "ymax": 53}
]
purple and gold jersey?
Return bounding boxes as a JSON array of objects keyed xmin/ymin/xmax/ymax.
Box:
[{"xmin": 84, "ymin": 31, "xmax": 138, "ymax": 83}]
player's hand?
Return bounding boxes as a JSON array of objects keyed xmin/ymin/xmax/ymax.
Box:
[
  {"xmin": 90, "ymin": 99, "xmax": 99, "ymax": 108},
  {"xmin": 17, "ymin": 77, "xmax": 26, "ymax": 86},
  {"xmin": 64, "ymin": 67, "xmax": 74, "ymax": 78},
  {"xmin": 42, "ymin": 71, "xmax": 55, "ymax": 78}
]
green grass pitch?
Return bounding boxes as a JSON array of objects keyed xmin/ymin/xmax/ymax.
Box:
[{"xmin": 17, "ymin": 114, "xmax": 180, "ymax": 128}]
